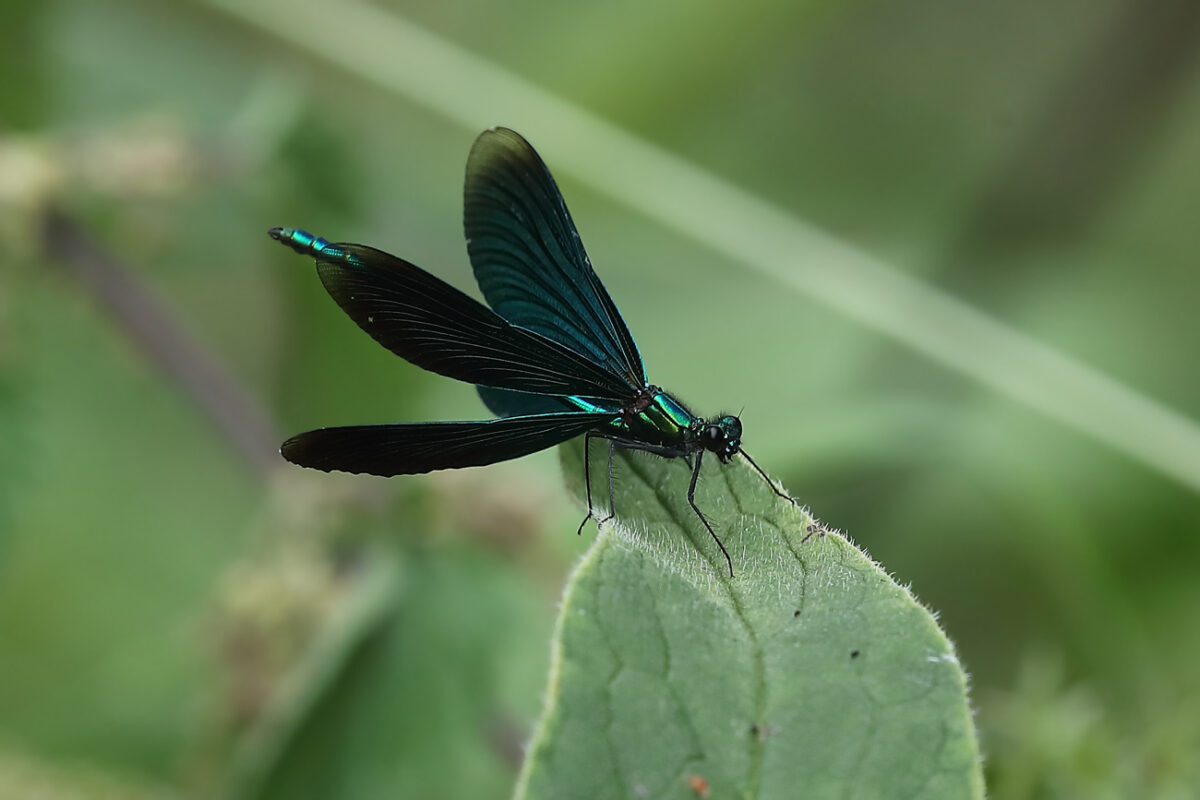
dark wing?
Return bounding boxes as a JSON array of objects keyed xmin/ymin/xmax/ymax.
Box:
[
  {"xmin": 464, "ymin": 127, "xmax": 647, "ymax": 387},
  {"xmin": 475, "ymin": 385, "xmax": 623, "ymax": 418},
  {"xmin": 476, "ymin": 385, "xmax": 577, "ymax": 417},
  {"xmin": 281, "ymin": 412, "xmax": 614, "ymax": 476},
  {"xmin": 278, "ymin": 231, "xmax": 639, "ymax": 400}
]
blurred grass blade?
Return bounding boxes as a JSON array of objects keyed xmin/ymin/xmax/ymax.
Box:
[
  {"xmin": 511, "ymin": 443, "xmax": 983, "ymax": 798},
  {"xmin": 200, "ymin": 0, "xmax": 1200, "ymax": 493}
]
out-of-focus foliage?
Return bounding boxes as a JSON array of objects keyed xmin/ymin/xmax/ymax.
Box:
[{"xmin": 1, "ymin": 0, "xmax": 1198, "ymax": 797}]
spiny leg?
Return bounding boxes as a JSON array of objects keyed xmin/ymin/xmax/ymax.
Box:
[
  {"xmin": 739, "ymin": 448, "xmax": 797, "ymax": 505},
  {"xmin": 687, "ymin": 450, "xmax": 734, "ymax": 578},
  {"xmin": 598, "ymin": 440, "xmax": 617, "ymax": 525},
  {"xmin": 576, "ymin": 431, "xmax": 597, "ymax": 536},
  {"xmin": 599, "ymin": 440, "xmax": 644, "ymax": 527}
]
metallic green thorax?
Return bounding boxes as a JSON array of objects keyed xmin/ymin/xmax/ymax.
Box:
[
  {"xmin": 626, "ymin": 388, "xmax": 695, "ymax": 443},
  {"xmin": 565, "ymin": 387, "xmax": 692, "ymax": 442},
  {"xmin": 567, "ymin": 386, "xmax": 744, "ymax": 461}
]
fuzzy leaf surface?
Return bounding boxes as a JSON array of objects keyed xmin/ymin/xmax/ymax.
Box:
[{"xmin": 515, "ymin": 444, "xmax": 983, "ymax": 799}]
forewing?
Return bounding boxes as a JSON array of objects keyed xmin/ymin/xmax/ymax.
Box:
[
  {"xmin": 281, "ymin": 412, "xmax": 614, "ymax": 476},
  {"xmin": 464, "ymin": 127, "xmax": 647, "ymax": 386},
  {"xmin": 309, "ymin": 241, "xmax": 638, "ymax": 400}
]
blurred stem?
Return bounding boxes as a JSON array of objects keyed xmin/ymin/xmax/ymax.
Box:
[
  {"xmin": 40, "ymin": 207, "xmax": 280, "ymax": 478},
  {"xmin": 196, "ymin": 0, "xmax": 1200, "ymax": 496}
]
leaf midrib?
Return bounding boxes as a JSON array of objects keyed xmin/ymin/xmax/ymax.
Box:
[{"xmin": 622, "ymin": 454, "xmax": 820, "ymax": 800}]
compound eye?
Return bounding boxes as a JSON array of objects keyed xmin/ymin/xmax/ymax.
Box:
[{"xmin": 704, "ymin": 425, "xmax": 723, "ymax": 444}]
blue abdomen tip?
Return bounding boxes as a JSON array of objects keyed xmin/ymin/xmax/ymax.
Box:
[{"xmin": 268, "ymin": 227, "xmax": 330, "ymax": 255}]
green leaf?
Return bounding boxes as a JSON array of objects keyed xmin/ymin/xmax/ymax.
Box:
[{"xmin": 516, "ymin": 443, "xmax": 983, "ymax": 799}]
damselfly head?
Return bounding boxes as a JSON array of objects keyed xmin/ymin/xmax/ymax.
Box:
[{"xmin": 701, "ymin": 414, "xmax": 742, "ymax": 462}]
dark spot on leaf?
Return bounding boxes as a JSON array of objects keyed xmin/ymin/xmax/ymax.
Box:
[
  {"xmin": 793, "ymin": 610, "xmax": 801, "ymax": 617},
  {"xmin": 750, "ymin": 722, "xmax": 777, "ymax": 741},
  {"xmin": 851, "ymin": 650, "xmax": 860, "ymax": 659}
]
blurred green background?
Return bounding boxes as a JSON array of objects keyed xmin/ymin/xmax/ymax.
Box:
[{"xmin": 2, "ymin": 0, "xmax": 1199, "ymax": 797}]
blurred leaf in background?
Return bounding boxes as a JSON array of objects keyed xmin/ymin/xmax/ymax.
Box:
[{"xmin": 1, "ymin": 0, "xmax": 1199, "ymax": 796}]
